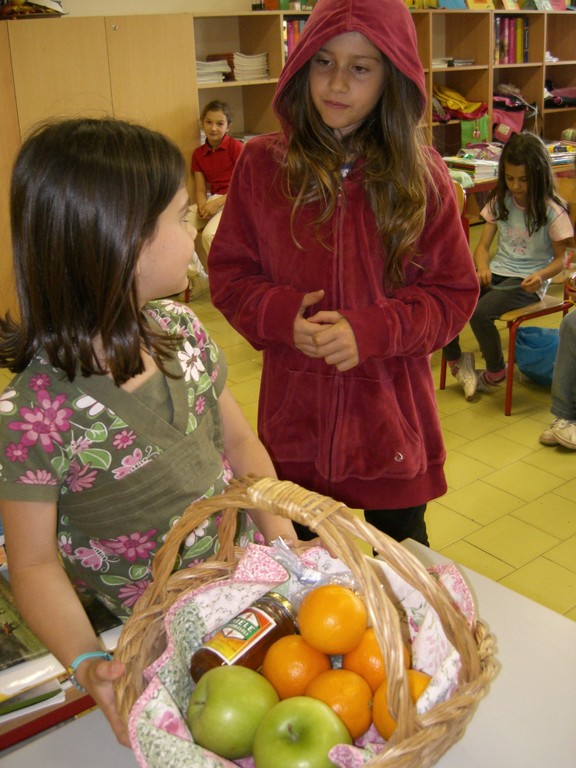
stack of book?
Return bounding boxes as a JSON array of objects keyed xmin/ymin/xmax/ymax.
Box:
[
  {"xmin": 195, "ymin": 59, "xmax": 233, "ymax": 84},
  {"xmin": 0, "ymin": 572, "xmax": 121, "ymax": 725},
  {"xmin": 546, "ymin": 143, "xmax": 576, "ymax": 167},
  {"xmin": 206, "ymin": 53, "xmax": 235, "ymax": 81},
  {"xmin": 443, "ymin": 156, "xmax": 499, "ymax": 181},
  {"xmin": 233, "ymin": 52, "xmax": 269, "ymax": 81}
]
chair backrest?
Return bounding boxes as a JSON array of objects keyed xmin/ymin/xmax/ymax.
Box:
[
  {"xmin": 453, "ymin": 181, "xmax": 466, "ymax": 215},
  {"xmin": 453, "ymin": 180, "xmax": 469, "ymax": 242}
]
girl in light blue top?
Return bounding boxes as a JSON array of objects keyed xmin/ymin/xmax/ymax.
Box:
[{"xmin": 444, "ymin": 132, "xmax": 573, "ymax": 400}]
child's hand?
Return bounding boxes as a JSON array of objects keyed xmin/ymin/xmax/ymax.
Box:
[
  {"xmin": 308, "ymin": 311, "xmax": 359, "ymax": 372},
  {"xmin": 294, "ymin": 289, "xmax": 326, "ymax": 356},
  {"xmin": 477, "ymin": 267, "xmax": 492, "ymax": 287},
  {"xmin": 82, "ymin": 657, "xmax": 130, "ymax": 746},
  {"xmin": 520, "ymin": 273, "xmax": 543, "ymax": 293},
  {"xmin": 197, "ymin": 204, "xmax": 211, "ymax": 220},
  {"xmin": 204, "ymin": 200, "xmax": 219, "ymax": 218}
]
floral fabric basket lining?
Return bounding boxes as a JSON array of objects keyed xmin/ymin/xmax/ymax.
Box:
[{"xmin": 114, "ymin": 477, "xmax": 497, "ymax": 768}]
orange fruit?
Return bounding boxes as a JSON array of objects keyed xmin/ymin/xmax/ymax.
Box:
[
  {"xmin": 297, "ymin": 585, "xmax": 368, "ymax": 655},
  {"xmin": 261, "ymin": 635, "xmax": 331, "ymax": 699},
  {"xmin": 372, "ymin": 668, "xmax": 432, "ymax": 741},
  {"xmin": 305, "ymin": 668, "xmax": 373, "ymax": 741},
  {"xmin": 342, "ymin": 628, "xmax": 411, "ymax": 693}
]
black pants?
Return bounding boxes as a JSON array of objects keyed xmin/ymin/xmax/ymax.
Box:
[{"xmin": 294, "ymin": 504, "xmax": 429, "ymax": 548}]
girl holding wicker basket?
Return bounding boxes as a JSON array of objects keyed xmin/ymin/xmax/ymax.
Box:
[{"xmin": 0, "ymin": 118, "xmax": 299, "ymax": 745}]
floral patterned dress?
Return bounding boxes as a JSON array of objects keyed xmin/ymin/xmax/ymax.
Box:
[{"xmin": 0, "ymin": 300, "xmax": 258, "ymax": 620}]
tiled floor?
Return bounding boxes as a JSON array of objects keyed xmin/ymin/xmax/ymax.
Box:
[
  {"xmin": 2, "ymin": 232, "xmax": 573, "ymax": 623},
  {"xmin": 184, "ymin": 225, "xmax": 576, "ymax": 623}
]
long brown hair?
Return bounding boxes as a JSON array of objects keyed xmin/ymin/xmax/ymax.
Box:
[
  {"xmin": 0, "ymin": 118, "xmax": 186, "ymax": 385},
  {"xmin": 275, "ymin": 56, "xmax": 437, "ymax": 288},
  {"xmin": 488, "ymin": 132, "xmax": 568, "ymax": 235}
]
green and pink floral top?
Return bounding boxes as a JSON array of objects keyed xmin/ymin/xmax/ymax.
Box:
[{"xmin": 0, "ymin": 300, "xmax": 259, "ymax": 620}]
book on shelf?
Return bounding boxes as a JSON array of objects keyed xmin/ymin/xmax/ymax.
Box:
[
  {"xmin": 465, "ymin": 0, "xmax": 494, "ymax": 8},
  {"xmin": 0, "ymin": 572, "xmax": 47, "ymax": 672},
  {"xmin": 2, "ymin": 0, "xmax": 67, "ymax": 14},
  {"xmin": 285, "ymin": 18, "xmax": 307, "ymax": 58},
  {"xmin": 0, "ymin": 571, "xmax": 121, "ymax": 677},
  {"xmin": 0, "ymin": 678, "xmax": 65, "ymax": 722},
  {"xmin": 443, "ymin": 156, "xmax": 499, "ymax": 181},
  {"xmin": 232, "ymin": 52, "xmax": 269, "ymax": 81},
  {"xmin": 206, "ymin": 53, "xmax": 235, "ymax": 82},
  {"xmin": 196, "ymin": 59, "xmax": 233, "ymax": 84}
]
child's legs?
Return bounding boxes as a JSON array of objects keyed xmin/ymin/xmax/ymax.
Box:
[
  {"xmin": 364, "ymin": 505, "xmax": 429, "ymax": 547},
  {"xmin": 187, "ymin": 205, "xmax": 208, "ymax": 276},
  {"xmin": 201, "ymin": 208, "xmax": 223, "ymax": 255},
  {"xmin": 469, "ymin": 285, "xmax": 537, "ymax": 371},
  {"xmin": 551, "ymin": 310, "xmax": 576, "ymax": 420},
  {"xmin": 187, "ymin": 204, "xmax": 206, "ymax": 234},
  {"xmin": 443, "ymin": 336, "xmax": 462, "ymax": 361}
]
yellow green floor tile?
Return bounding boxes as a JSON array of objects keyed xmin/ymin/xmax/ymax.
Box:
[
  {"xmin": 522, "ymin": 444, "xmax": 576, "ymax": 481},
  {"xmin": 426, "ymin": 502, "xmax": 481, "ymax": 549},
  {"xmin": 498, "ymin": 557, "xmax": 576, "ymax": 615},
  {"xmin": 510, "ymin": 493, "xmax": 576, "ymax": 540},
  {"xmin": 439, "ymin": 409, "xmax": 505, "ymax": 441},
  {"xmin": 481, "ymin": 461, "xmax": 565, "ymax": 502},
  {"xmin": 456, "ymin": 433, "xmax": 534, "ymax": 469},
  {"xmin": 226, "ymin": 358, "xmax": 264, "ymax": 385},
  {"xmin": 464, "ymin": 516, "xmax": 560, "ymax": 568},
  {"xmin": 437, "ymin": 480, "xmax": 523, "ymax": 525},
  {"xmin": 443, "ymin": 451, "xmax": 494, "ymax": 490},
  {"xmin": 543, "ymin": 535, "xmax": 576, "ymax": 574},
  {"xmin": 438, "ymin": 539, "xmax": 515, "ymax": 581}
]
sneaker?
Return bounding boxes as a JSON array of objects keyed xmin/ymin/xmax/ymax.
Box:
[
  {"xmin": 476, "ymin": 368, "xmax": 506, "ymax": 392},
  {"xmin": 539, "ymin": 418, "xmax": 571, "ymax": 446},
  {"xmin": 451, "ymin": 352, "xmax": 478, "ymax": 400},
  {"xmin": 552, "ymin": 420, "xmax": 576, "ymax": 450}
]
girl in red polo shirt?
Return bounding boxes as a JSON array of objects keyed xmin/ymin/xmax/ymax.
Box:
[{"xmin": 189, "ymin": 100, "xmax": 244, "ymax": 264}]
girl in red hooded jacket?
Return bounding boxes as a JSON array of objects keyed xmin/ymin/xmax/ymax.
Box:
[{"xmin": 208, "ymin": 0, "xmax": 478, "ymax": 546}]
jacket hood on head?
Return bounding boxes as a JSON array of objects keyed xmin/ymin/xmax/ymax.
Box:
[{"xmin": 273, "ymin": 0, "xmax": 427, "ymax": 130}]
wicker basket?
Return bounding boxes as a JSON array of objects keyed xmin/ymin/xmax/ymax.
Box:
[{"xmin": 114, "ymin": 476, "xmax": 497, "ymax": 768}]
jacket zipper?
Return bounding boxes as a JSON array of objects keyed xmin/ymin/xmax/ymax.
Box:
[{"xmin": 325, "ymin": 185, "xmax": 345, "ymax": 487}]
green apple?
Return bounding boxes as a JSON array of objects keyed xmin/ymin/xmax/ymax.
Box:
[
  {"xmin": 253, "ymin": 696, "xmax": 353, "ymax": 768},
  {"xmin": 187, "ymin": 666, "xmax": 279, "ymax": 759}
]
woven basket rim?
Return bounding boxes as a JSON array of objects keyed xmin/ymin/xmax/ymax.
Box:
[{"xmin": 114, "ymin": 475, "xmax": 498, "ymax": 768}]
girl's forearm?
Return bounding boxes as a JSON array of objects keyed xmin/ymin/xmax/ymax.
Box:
[
  {"xmin": 473, "ymin": 246, "xmax": 491, "ymax": 271},
  {"xmin": 537, "ymin": 253, "xmax": 566, "ymax": 281}
]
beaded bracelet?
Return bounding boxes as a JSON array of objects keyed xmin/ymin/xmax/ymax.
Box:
[{"xmin": 66, "ymin": 651, "xmax": 113, "ymax": 692}]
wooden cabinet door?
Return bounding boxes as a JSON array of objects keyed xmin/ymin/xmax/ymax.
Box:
[
  {"xmin": 0, "ymin": 23, "xmax": 21, "ymax": 316},
  {"xmin": 8, "ymin": 17, "xmax": 113, "ymax": 140},
  {"xmin": 105, "ymin": 14, "xmax": 199, "ymax": 173}
]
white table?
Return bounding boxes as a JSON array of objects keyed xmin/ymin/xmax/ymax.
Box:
[{"xmin": 2, "ymin": 542, "xmax": 575, "ymax": 768}]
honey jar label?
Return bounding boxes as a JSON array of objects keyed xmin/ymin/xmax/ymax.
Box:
[{"xmin": 204, "ymin": 607, "xmax": 275, "ymax": 663}]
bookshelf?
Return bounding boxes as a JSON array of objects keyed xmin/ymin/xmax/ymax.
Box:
[
  {"xmin": 192, "ymin": 11, "xmax": 311, "ymax": 137},
  {"xmin": 543, "ymin": 10, "xmax": 576, "ymax": 139},
  {"xmin": 0, "ymin": 8, "xmax": 575, "ymax": 315}
]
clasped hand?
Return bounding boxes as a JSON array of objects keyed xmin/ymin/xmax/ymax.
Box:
[
  {"xmin": 82, "ymin": 656, "xmax": 130, "ymax": 746},
  {"xmin": 293, "ymin": 290, "xmax": 359, "ymax": 372}
]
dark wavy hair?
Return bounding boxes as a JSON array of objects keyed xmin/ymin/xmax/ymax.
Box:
[
  {"xmin": 488, "ymin": 132, "xmax": 568, "ymax": 235},
  {"xmin": 0, "ymin": 117, "xmax": 186, "ymax": 385},
  {"xmin": 275, "ymin": 55, "xmax": 437, "ymax": 288}
]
